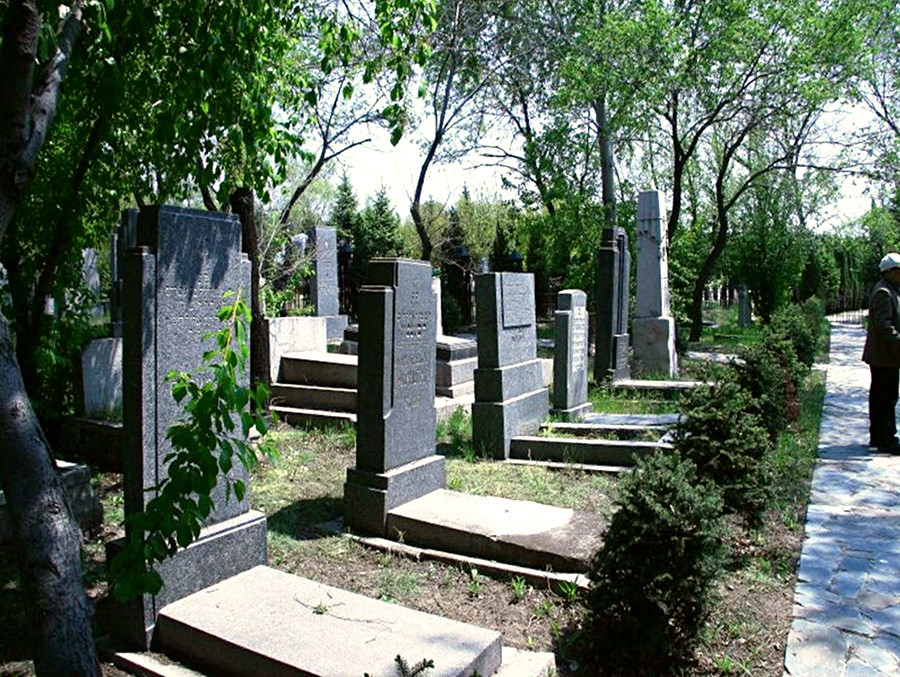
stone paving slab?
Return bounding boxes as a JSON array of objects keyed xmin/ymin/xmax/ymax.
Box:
[
  {"xmin": 157, "ymin": 565, "xmax": 503, "ymax": 677},
  {"xmin": 581, "ymin": 412, "xmax": 681, "ymax": 426},
  {"xmin": 784, "ymin": 322, "xmax": 900, "ymax": 677},
  {"xmin": 386, "ymin": 489, "xmax": 605, "ymax": 573}
]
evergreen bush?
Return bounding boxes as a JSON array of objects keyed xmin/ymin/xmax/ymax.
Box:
[
  {"xmin": 580, "ymin": 453, "xmax": 726, "ymax": 675},
  {"xmin": 674, "ymin": 375, "xmax": 773, "ymax": 524},
  {"xmin": 769, "ymin": 302, "xmax": 817, "ymax": 368}
]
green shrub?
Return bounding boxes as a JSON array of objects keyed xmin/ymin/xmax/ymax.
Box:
[
  {"xmin": 580, "ymin": 453, "xmax": 726, "ymax": 674},
  {"xmin": 769, "ymin": 303, "xmax": 817, "ymax": 368},
  {"xmin": 737, "ymin": 330, "xmax": 805, "ymax": 438},
  {"xmin": 674, "ymin": 375, "xmax": 773, "ymax": 524}
]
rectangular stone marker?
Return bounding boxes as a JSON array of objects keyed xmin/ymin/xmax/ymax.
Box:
[
  {"xmin": 344, "ymin": 258, "xmax": 446, "ymax": 536},
  {"xmin": 738, "ymin": 284, "xmax": 752, "ymax": 327},
  {"xmin": 595, "ymin": 226, "xmax": 631, "ymax": 382},
  {"xmin": 82, "ymin": 337, "xmax": 123, "ymax": 419},
  {"xmin": 117, "ymin": 205, "xmax": 267, "ymax": 648},
  {"xmin": 309, "ymin": 226, "xmax": 348, "ymax": 341},
  {"xmin": 553, "ymin": 290, "xmax": 591, "ymax": 419},
  {"xmin": 632, "ymin": 190, "xmax": 678, "ymax": 377},
  {"xmin": 472, "ymin": 273, "xmax": 549, "ymax": 458},
  {"xmin": 111, "ymin": 209, "xmax": 138, "ymax": 338}
]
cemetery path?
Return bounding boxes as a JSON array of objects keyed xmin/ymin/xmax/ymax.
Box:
[{"xmin": 783, "ymin": 321, "xmax": 900, "ymax": 676}]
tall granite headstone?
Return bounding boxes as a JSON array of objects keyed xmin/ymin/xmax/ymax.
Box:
[
  {"xmin": 309, "ymin": 226, "xmax": 348, "ymax": 341},
  {"xmin": 738, "ymin": 284, "xmax": 752, "ymax": 328},
  {"xmin": 111, "ymin": 209, "xmax": 138, "ymax": 338},
  {"xmin": 632, "ymin": 191, "xmax": 678, "ymax": 376},
  {"xmin": 594, "ymin": 227, "xmax": 631, "ymax": 382},
  {"xmin": 117, "ymin": 205, "xmax": 267, "ymax": 647},
  {"xmin": 344, "ymin": 258, "xmax": 446, "ymax": 535},
  {"xmin": 472, "ymin": 273, "xmax": 549, "ymax": 458},
  {"xmin": 552, "ymin": 290, "xmax": 591, "ymax": 419}
]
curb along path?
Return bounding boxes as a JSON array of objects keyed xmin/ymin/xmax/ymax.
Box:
[{"xmin": 784, "ymin": 321, "xmax": 900, "ymax": 676}]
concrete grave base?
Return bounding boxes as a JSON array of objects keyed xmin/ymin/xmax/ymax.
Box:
[
  {"xmin": 472, "ymin": 389, "xmax": 550, "ymax": 459},
  {"xmin": 632, "ymin": 316, "xmax": 678, "ymax": 377},
  {"xmin": 156, "ymin": 565, "xmax": 503, "ymax": 677},
  {"xmin": 322, "ymin": 314, "xmax": 349, "ymax": 343},
  {"xmin": 59, "ymin": 416, "xmax": 124, "ymax": 472},
  {"xmin": 510, "ymin": 435, "xmax": 672, "ymax": 467},
  {"xmin": 344, "ymin": 455, "xmax": 446, "ymax": 536},
  {"xmin": 387, "ymin": 489, "xmax": 605, "ymax": 572},
  {"xmin": 107, "ymin": 510, "xmax": 267, "ymax": 649},
  {"xmin": 550, "ymin": 401, "xmax": 593, "ymax": 421}
]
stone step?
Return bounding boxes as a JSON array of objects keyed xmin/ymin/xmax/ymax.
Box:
[
  {"xmin": 156, "ymin": 565, "xmax": 503, "ymax": 677},
  {"xmin": 386, "ymin": 489, "xmax": 605, "ymax": 573},
  {"xmin": 270, "ymin": 406, "xmax": 357, "ymax": 427},
  {"xmin": 279, "ymin": 351, "xmax": 357, "ymax": 388},
  {"xmin": 612, "ymin": 378, "xmax": 706, "ymax": 395},
  {"xmin": 269, "ymin": 383, "xmax": 357, "ymax": 412},
  {"xmin": 542, "ymin": 421, "xmax": 670, "ymax": 436},
  {"xmin": 509, "ymin": 435, "xmax": 672, "ymax": 466},
  {"xmin": 581, "ymin": 412, "xmax": 681, "ymax": 426}
]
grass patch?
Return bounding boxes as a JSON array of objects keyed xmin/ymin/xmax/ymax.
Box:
[
  {"xmin": 588, "ymin": 386, "xmax": 680, "ymax": 414},
  {"xmin": 446, "ymin": 458, "xmax": 617, "ymax": 514}
]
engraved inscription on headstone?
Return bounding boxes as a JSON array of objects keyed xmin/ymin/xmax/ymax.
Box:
[
  {"xmin": 310, "ymin": 226, "xmax": 340, "ymax": 317},
  {"xmin": 571, "ymin": 306, "xmax": 587, "ymax": 374},
  {"xmin": 501, "ymin": 274, "xmax": 534, "ymax": 328},
  {"xmin": 345, "ymin": 258, "xmax": 446, "ymax": 535}
]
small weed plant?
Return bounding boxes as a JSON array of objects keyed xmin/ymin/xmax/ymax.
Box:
[
  {"xmin": 580, "ymin": 452, "xmax": 726, "ymax": 674},
  {"xmin": 510, "ymin": 575, "xmax": 527, "ymax": 602}
]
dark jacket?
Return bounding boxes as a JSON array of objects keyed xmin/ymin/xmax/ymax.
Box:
[{"xmin": 863, "ymin": 277, "xmax": 900, "ymax": 368}]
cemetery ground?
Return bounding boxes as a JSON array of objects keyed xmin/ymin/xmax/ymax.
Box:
[{"xmin": 0, "ymin": 326, "xmax": 825, "ymax": 677}]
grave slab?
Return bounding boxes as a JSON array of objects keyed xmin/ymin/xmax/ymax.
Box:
[
  {"xmin": 509, "ymin": 435, "xmax": 672, "ymax": 467},
  {"xmin": 387, "ymin": 489, "xmax": 605, "ymax": 572},
  {"xmin": 156, "ymin": 565, "xmax": 503, "ymax": 677}
]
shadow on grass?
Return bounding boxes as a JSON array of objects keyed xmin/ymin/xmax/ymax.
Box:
[{"xmin": 266, "ymin": 496, "xmax": 344, "ymax": 539}]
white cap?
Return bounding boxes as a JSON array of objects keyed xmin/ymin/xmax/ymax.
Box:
[{"xmin": 880, "ymin": 253, "xmax": 900, "ymax": 272}]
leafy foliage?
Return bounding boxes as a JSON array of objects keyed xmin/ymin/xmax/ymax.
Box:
[
  {"xmin": 581, "ymin": 452, "xmax": 726, "ymax": 674},
  {"xmin": 111, "ymin": 293, "xmax": 276, "ymax": 598},
  {"xmin": 673, "ymin": 375, "xmax": 773, "ymax": 524}
]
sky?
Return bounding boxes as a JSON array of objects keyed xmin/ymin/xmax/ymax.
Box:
[{"xmin": 336, "ymin": 103, "xmax": 879, "ymax": 232}]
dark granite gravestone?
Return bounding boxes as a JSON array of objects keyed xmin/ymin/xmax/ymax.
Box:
[
  {"xmin": 309, "ymin": 226, "xmax": 348, "ymax": 341},
  {"xmin": 472, "ymin": 273, "xmax": 549, "ymax": 458},
  {"xmin": 552, "ymin": 290, "xmax": 591, "ymax": 419},
  {"xmin": 738, "ymin": 284, "xmax": 752, "ymax": 327},
  {"xmin": 111, "ymin": 209, "xmax": 138, "ymax": 338},
  {"xmin": 344, "ymin": 258, "xmax": 446, "ymax": 536},
  {"xmin": 595, "ymin": 227, "xmax": 631, "ymax": 382},
  {"xmin": 116, "ymin": 205, "xmax": 267, "ymax": 648}
]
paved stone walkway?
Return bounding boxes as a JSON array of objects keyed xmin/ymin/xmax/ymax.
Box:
[{"xmin": 784, "ymin": 321, "xmax": 900, "ymax": 676}]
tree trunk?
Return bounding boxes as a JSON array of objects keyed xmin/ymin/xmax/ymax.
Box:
[
  {"xmin": 0, "ymin": 313, "xmax": 99, "ymax": 676},
  {"xmin": 688, "ymin": 198, "xmax": 730, "ymax": 342},
  {"xmin": 230, "ymin": 188, "xmax": 268, "ymax": 389},
  {"xmin": 595, "ymin": 96, "xmax": 617, "ymax": 231}
]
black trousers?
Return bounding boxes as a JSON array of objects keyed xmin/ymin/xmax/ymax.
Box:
[{"xmin": 869, "ymin": 366, "xmax": 899, "ymax": 445}]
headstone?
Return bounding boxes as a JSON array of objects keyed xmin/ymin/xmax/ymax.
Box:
[
  {"xmin": 116, "ymin": 205, "xmax": 267, "ymax": 648},
  {"xmin": 111, "ymin": 209, "xmax": 138, "ymax": 338},
  {"xmin": 472, "ymin": 273, "xmax": 549, "ymax": 458},
  {"xmin": 632, "ymin": 191, "xmax": 678, "ymax": 376},
  {"xmin": 432, "ymin": 276, "xmax": 443, "ymax": 338},
  {"xmin": 552, "ymin": 290, "xmax": 591, "ymax": 419},
  {"xmin": 82, "ymin": 337, "xmax": 123, "ymax": 419},
  {"xmin": 309, "ymin": 226, "xmax": 348, "ymax": 341},
  {"xmin": 344, "ymin": 258, "xmax": 445, "ymax": 536},
  {"xmin": 738, "ymin": 284, "xmax": 752, "ymax": 327},
  {"xmin": 594, "ymin": 227, "xmax": 631, "ymax": 381},
  {"xmin": 82, "ymin": 248, "xmax": 101, "ymax": 297},
  {"xmin": 480, "ymin": 257, "xmax": 489, "ymax": 273}
]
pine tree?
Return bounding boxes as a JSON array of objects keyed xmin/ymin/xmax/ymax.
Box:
[
  {"xmin": 329, "ymin": 174, "xmax": 359, "ymax": 245},
  {"xmin": 353, "ymin": 186, "xmax": 404, "ymax": 285}
]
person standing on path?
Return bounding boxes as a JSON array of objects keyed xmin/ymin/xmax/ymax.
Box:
[{"xmin": 863, "ymin": 252, "xmax": 900, "ymax": 452}]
